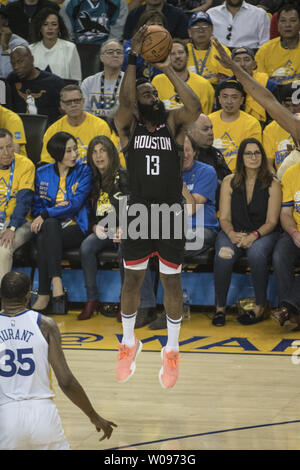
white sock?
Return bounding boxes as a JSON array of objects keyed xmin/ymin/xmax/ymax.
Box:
[
  {"xmin": 165, "ymin": 315, "xmax": 182, "ymax": 353},
  {"xmin": 121, "ymin": 312, "xmax": 137, "ymax": 348}
]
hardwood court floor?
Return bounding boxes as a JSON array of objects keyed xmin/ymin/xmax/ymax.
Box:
[{"xmin": 51, "ymin": 309, "xmax": 300, "ymax": 450}]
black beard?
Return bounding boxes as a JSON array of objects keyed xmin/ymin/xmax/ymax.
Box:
[
  {"xmin": 226, "ymin": 0, "xmax": 243, "ymax": 7},
  {"xmin": 137, "ymin": 100, "xmax": 167, "ymax": 125}
]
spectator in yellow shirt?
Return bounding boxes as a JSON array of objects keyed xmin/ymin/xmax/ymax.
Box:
[
  {"xmin": 186, "ymin": 11, "xmax": 231, "ymax": 86},
  {"xmin": 255, "ymin": 4, "xmax": 300, "ymax": 84},
  {"xmin": 231, "ymin": 46, "xmax": 277, "ymax": 124},
  {"xmin": 152, "ymin": 39, "xmax": 214, "ymax": 115},
  {"xmin": 209, "ymin": 79, "xmax": 262, "ymax": 172},
  {"xmin": 0, "ymin": 105, "xmax": 27, "ymax": 155},
  {"xmin": 40, "ymin": 84, "xmax": 111, "ymax": 163}
]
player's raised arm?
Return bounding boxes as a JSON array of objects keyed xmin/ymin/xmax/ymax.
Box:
[
  {"xmin": 114, "ymin": 25, "xmax": 148, "ymax": 147},
  {"xmin": 212, "ymin": 37, "xmax": 300, "ymax": 142},
  {"xmin": 42, "ymin": 316, "xmax": 117, "ymax": 442}
]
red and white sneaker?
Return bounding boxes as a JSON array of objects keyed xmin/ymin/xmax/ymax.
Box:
[
  {"xmin": 116, "ymin": 335, "xmax": 143, "ymax": 383},
  {"xmin": 159, "ymin": 347, "xmax": 181, "ymax": 389}
]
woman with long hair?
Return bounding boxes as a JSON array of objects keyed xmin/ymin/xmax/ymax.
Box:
[
  {"xmin": 29, "ymin": 7, "xmax": 82, "ymax": 82},
  {"xmin": 31, "ymin": 131, "xmax": 92, "ymax": 313},
  {"xmin": 78, "ymin": 136, "xmax": 129, "ymax": 320},
  {"xmin": 212, "ymin": 137, "xmax": 282, "ymax": 326}
]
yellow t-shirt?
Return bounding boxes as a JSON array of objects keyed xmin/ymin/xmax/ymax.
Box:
[
  {"xmin": 151, "ymin": 71, "xmax": 214, "ymax": 116},
  {"xmin": 263, "ymin": 120, "xmax": 293, "ymax": 170},
  {"xmin": 110, "ymin": 130, "xmax": 126, "ymax": 168},
  {"xmin": 41, "ymin": 112, "xmax": 111, "ymax": 163},
  {"xmin": 0, "ymin": 106, "xmax": 27, "ymax": 155},
  {"xmin": 55, "ymin": 176, "xmax": 76, "ymax": 226},
  {"xmin": 0, "ymin": 153, "xmax": 35, "ymax": 222},
  {"xmin": 186, "ymin": 42, "xmax": 231, "ymax": 86},
  {"xmin": 245, "ymin": 71, "xmax": 269, "ymax": 122},
  {"xmin": 281, "ymin": 161, "xmax": 300, "ymax": 230},
  {"xmin": 255, "ymin": 37, "xmax": 300, "ymax": 84},
  {"xmin": 208, "ymin": 109, "xmax": 262, "ymax": 172}
]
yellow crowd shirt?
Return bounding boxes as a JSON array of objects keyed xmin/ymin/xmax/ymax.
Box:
[
  {"xmin": 0, "ymin": 153, "xmax": 35, "ymax": 221},
  {"xmin": 186, "ymin": 42, "xmax": 231, "ymax": 86},
  {"xmin": 55, "ymin": 176, "xmax": 76, "ymax": 226},
  {"xmin": 263, "ymin": 120, "xmax": 293, "ymax": 170},
  {"xmin": 255, "ymin": 37, "xmax": 300, "ymax": 84},
  {"xmin": 40, "ymin": 112, "xmax": 111, "ymax": 163},
  {"xmin": 110, "ymin": 130, "xmax": 126, "ymax": 168},
  {"xmin": 208, "ymin": 109, "xmax": 262, "ymax": 172},
  {"xmin": 245, "ymin": 71, "xmax": 269, "ymax": 122},
  {"xmin": 0, "ymin": 106, "xmax": 27, "ymax": 154},
  {"xmin": 151, "ymin": 71, "xmax": 214, "ymax": 115},
  {"xmin": 281, "ymin": 161, "xmax": 300, "ymax": 230}
]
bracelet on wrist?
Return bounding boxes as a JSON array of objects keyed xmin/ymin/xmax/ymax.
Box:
[
  {"xmin": 290, "ymin": 229, "xmax": 298, "ymax": 239},
  {"xmin": 251, "ymin": 230, "xmax": 261, "ymax": 239},
  {"xmin": 128, "ymin": 51, "xmax": 138, "ymax": 65}
]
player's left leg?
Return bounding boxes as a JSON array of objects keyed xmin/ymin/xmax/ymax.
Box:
[{"xmin": 158, "ymin": 263, "xmax": 183, "ymax": 389}]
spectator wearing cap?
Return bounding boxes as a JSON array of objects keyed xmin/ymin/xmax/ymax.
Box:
[
  {"xmin": 208, "ymin": 0, "xmax": 270, "ymax": 50},
  {"xmin": 209, "ymin": 79, "xmax": 262, "ymax": 172},
  {"xmin": 255, "ymin": 4, "xmax": 300, "ymax": 85},
  {"xmin": 231, "ymin": 46, "xmax": 277, "ymax": 124},
  {"xmin": 263, "ymin": 83, "xmax": 300, "ymax": 173},
  {"xmin": 186, "ymin": 11, "xmax": 231, "ymax": 86}
]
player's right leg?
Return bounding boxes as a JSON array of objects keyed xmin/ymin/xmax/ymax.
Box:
[{"xmin": 116, "ymin": 263, "xmax": 147, "ymax": 383}]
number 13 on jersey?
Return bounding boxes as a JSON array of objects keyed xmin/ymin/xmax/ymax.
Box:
[{"xmin": 146, "ymin": 155, "xmax": 160, "ymax": 175}]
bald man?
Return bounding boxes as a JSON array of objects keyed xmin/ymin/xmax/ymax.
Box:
[{"xmin": 7, "ymin": 45, "xmax": 64, "ymax": 125}]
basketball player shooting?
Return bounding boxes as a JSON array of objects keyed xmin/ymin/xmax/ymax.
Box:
[{"xmin": 114, "ymin": 25, "xmax": 202, "ymax": 389}]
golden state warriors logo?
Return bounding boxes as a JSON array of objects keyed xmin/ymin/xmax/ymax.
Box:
[
  {"xmin": 214, "ymin": 133, "xmax": 238, "ymax": 170},
  {"xmin": 61, "ymin": 332, "xmax": 103, "ymax": 348}
]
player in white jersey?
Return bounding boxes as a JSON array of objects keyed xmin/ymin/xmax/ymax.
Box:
[{"xmin": 0, "ymin": 271, "xmax": 117, "ymax": 450}]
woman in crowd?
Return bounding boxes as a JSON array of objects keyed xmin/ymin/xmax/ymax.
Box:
[
  {"xmin": 29, "ymin": 7, "xmax": 82, "ymax": 82},
  {"xmin": 212, "ymin": 138, "xmax": 282, "ymax": 326},
  {"xmin": 78, "ymin": 136, "xmax": 129, "ymax": 321},
  {"xmin": 31, "ymin": 131, "xmax": 92, "ymax": 313}
]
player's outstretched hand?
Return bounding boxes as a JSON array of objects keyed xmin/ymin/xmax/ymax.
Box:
[
  {"xmin": 150, "ymin": 54, "xmax": 171, "ymax": 71},
  {"xmin": 212, "ymin": 37, "xmax": 234, "ymax": 70},
  {"xmin": 90, "ymin": 413, "xmax": 118, "ymax": 441}
]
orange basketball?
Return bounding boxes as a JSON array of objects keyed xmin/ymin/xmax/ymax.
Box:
[{"xmin": 140, "ymin": 25, "xmax": 173, "ymax": 63}]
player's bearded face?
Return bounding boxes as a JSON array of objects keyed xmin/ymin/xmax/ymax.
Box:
[{"xmin": 138, "ymin": 99, "xmax": 167, "ymax": 124}]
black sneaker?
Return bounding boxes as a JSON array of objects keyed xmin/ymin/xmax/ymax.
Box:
[
  {"xmin": 135, "ymin": 307, "xmax": 157, "ymax": 328},
  {"xmin": 148, "ymin": 311, "xmax": 167, "ymax": 330}
]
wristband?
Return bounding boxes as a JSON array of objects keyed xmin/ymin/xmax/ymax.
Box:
[
  {"xmin": 251, "ymin": 230, "xmax": 261, "ymax": 239},
  {"xmin": 290, "ymin": 229, "xmax": 298, "ymax": 239},
  {"xmin": 128, "ymin": 50, "xmax": 138, "ymax": 65}
]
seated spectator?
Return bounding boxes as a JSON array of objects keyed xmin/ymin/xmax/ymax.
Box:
[
  {"xmin": 207, "ymin": 0, "xmax": 270, "ymax": 50},
  {"xmin": 63, "ymin": 0, "xmax": 128, "ymax": 44},
  {"xmin": 0, "ymin": 8, "xmax": 28, "ymax": 78},
  {"xmin": 213, "ymin": 137, "xmax": 281, "ymax": 326},
  {"xmin": 81, "ymin": 39, "xmax": 124, "ymax": 119},
  {"xmin": 122, "ymin": 10, "xmax": 166, "ymax": 80},
  {"xmin": 123, "ymin": 0, "xmax": 189, "ymax": 40},
  {"xmin": 186, "ymin": 113, "xmax": 231, "ymax": 208},
  {"xmin": 31, "ymin": 131, "xmax": 93, "ymax": 313},
  {"xmin": 4, "ymin": 0, "xmax": 59, "ymax": 42},
  {"xmin": 0, "ymin": 104, "xmax": 27, "ymax": 155},
  {"xmin": 152, "ymin": 39, "xmax": 214, "ymax": 115},
  {"xmin": 269, "ymin": 0, "xmax": 299, "ymax": 39},
  {"xmin": 276, "ymin": 138, "xmax": 300, "ymax": 180},
  {"xmin": 40, "ymin": 84, "xmax": 111, "ymax": 163},
  {"xmin": 0, "ymin": 128, "xmax": 35, "ymax": 286},
  {"xmin": 209, "ymin": 79, "xmax": 262, "ymax": 172},
  {"xmin": 78, "ymin": 135, "xmax": 129, "ymax": 320},
  {"xmin": 231, "ymin": 46, "xmax": 277, "ymax": 125},
  {"xmin": 186, "ymin": 11, "xmax": 231, "ymax": 86},
  {"xmin": 7, "ymin": 45, "xmax": 64, "ymax": 125},
  {"xmin": 28, "ymin": 7, "xmax": 82, "ymax": 82},
  {"xmin": 255, "ymin": 4, "xmax": 300, "ymax": 85},
  {"xmin": 262, "ymin": 83, "xmax": 300, "ymax": 172}
]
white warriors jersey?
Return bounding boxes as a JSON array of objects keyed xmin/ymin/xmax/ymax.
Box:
[{"xmin": 0, "ymin": 309, "xmax": 54, "ymax": 406}]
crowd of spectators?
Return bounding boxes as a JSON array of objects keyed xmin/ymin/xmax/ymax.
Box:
[{"xmin": 0, "ymin": 0, "xmax": 300, "ymax": 329}]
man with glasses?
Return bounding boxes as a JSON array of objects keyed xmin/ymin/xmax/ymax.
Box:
[
  {"xmin": 208, "ymin": 0, "xmax": 270, "ymax": 49},
  {"xmin": 186, "ymin": 11, "xmax": 231, "ymax": 86},
  {"xmin": 81, "ymin": 39, "xmax": 124, "ymax": 119},
  {"xmin": 7, "ymin": 45, "xmax": 64, "ymax": 125},
  {"xmin": 40, "ymin": 84, "xmax": 111, "ymax": 163}
]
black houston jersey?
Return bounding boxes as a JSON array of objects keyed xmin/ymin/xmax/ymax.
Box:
[{"xmin": 124, "ymin": 119, "xmax": 183, "ymax": 204}]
